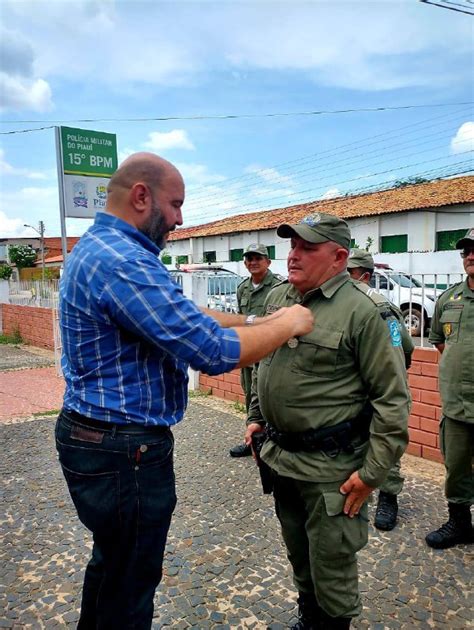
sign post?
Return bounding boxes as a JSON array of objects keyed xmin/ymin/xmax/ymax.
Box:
[{"xmin": 55, "ymin": 126, "xmax": 118, "ymax": 263}]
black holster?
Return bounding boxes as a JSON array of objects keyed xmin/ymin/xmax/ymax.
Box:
[{"xmin": 251, "ymin": 432, "xmax": 274, "ymax": 494}]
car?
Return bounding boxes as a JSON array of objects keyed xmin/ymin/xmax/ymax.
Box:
[
  {"xmin": 370, "ymin": 266, "xmax": 441, "ymax": 336},
  {"xmin": 169, "ymin": 264, "xmax": 243, "ymax": 313}
]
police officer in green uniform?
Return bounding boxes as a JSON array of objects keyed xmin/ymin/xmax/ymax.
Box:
[
  {"xmin": 229, "ymin": 243, "xmax": 280, "ymax": 457},
  {"xmin": 425, "ymin": 228, "xmax": 474, "ymax": 549},
  {"xmin": 245, "ymin": 214, "xmax": 410, "ymax": 630},
  {"xmin": 347, "ymin": 249, "xmax": 415, "ymax": 531}
]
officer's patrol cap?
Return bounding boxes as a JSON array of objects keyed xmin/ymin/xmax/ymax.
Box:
[
  {"xmin": 277, "ymin": 212, "xmax": 351, "ymax": 249},
  {"xmin": 455, "ymin": 227, "xmax": 474, "ymax": 249},
  {"xmin": 347, "ymin": 248, "xmax": 375, "ymax": 270},
  {"xmin": 243, "ymin": 243, "xmax": 269, "ymax": 257}
]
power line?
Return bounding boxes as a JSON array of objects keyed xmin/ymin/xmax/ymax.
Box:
[
  {"xmin": 0, "ymin": 125, "xmax": 55, "ymax": 136},
  {"xmin": 0, "ymin": 101, "xmax": 472, "ymax": 129},
  {"xmin": 419, "ymin": 0, "xmax": 474, "ymax": 15},
  {"xmin": 187, "ymin": 105, "xmax": 473, "ymax": 197},
  {"xmin": 188, "ymin": 108, "xmax": 472, "ymax": 204}
]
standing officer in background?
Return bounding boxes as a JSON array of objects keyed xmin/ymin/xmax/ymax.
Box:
[
  {"xmin": 229, "ymin": 244, "xmax": 280, "ymax": 457},
  {"xmin": 246, "ymin": 213, "xmax": 410, "ymax": 630},
  {"xmin": 426, "ymin": 228, "xmax": 474, "ymax": 549},
  {"xmin": 347, "ymin": 249, "xmax": 414, "ymax": 531},
  {"xmin": 56, "ymin": 152, "xmax": 314, "ymax": 630}
]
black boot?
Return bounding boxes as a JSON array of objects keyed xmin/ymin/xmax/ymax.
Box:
[
  {"xmin": 229, "ymin": 442, "xmax": 252, "ymax": 457},
  {"xmin": 374, "ymin": 491, "xmax": 398, "ymax": 531},
  {"xmin": 426, "ymin": 503, "xmax": 474, "ymax": 549},
  {"xmin": 290, "ymin": 592, "xmax": 320, "ymax": 630}
]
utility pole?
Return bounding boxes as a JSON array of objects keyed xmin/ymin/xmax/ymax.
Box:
[{"xmin": 24, "ymin": 221, "xmax": 46, "ymax": 281}]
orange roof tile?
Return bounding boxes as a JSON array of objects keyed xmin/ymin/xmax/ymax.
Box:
[{"xmin": 169, "ymin": 175, "xmax": 473, "ymax": 241}]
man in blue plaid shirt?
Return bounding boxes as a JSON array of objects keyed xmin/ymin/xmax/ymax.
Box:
[{"xmin": 56, "ymin": 152, "xmax": 313, "ymax": 629}]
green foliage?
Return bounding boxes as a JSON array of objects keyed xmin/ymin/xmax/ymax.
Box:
[
  {"xmin": 0, "ymin": 264, "xmax": 13, "ymax": 280},
  {"xmin": 8, "ymin": 244, "xmax": 37, "ymax": 269},
  {"xmin": 392, "ymin": 176, "xmax": 429, "ymax": 189},
  {"xmin": 365, "ymin": 236, "xmax": 374, "ymax": 252},
  {"xmin": 0, "ymin": 328, "xmax": 23, "ymax": 345},
  {"xmin": 232, "ymin": 400, "xmax": 246, "ymax": 414},
  {"xmin": 188, "ymin": 388, "xmax": 211, "ymax": 398}
]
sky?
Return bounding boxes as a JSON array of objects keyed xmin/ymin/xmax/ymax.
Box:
[{"xmin": 0, "ymin": 0, "xmax": 473, "ymax": 241}]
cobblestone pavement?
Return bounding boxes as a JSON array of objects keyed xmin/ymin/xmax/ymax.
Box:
[
  {"xmin": 1, "ymin": 396, "xmax": 472, "ymax": 629},
  {"xmin": 0, "ymin": 345, "xmax": 55, "ymax": 372}
]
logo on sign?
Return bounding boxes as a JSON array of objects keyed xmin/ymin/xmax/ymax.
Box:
[{"xmin": 73, "ymin": 180, "xmax": 88, "ymax": 208}]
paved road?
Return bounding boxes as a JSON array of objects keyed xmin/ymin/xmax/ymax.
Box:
[{"xmin": 0, "ymin": 392, "xmax": 472, "ymax": 629}]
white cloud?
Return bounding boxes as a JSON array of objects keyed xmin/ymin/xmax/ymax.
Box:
[
  {"xmin": 143, "ymin": 130, "xmax": 195, "ymax": 152},
  {"xmin": 244, "ymin": 164, "xmax": 294, "ymax": 186},
  {"xmin": 0, "ymin": 149, "xmax": 51, "ymax": 180},
  {"xmin": 320, "ymin": 188, "xmax": 341, "ymax": 200},
  {"xmin": 1, "ymin": 0, "xmax": 471, "ymax": 94},
  {"xmin": 0, "ymin": 73, "xmax": 53, "ymax": 113},
  {"xmin": 450, "ymin": 122, "xmax": 474, "ymax": 155}
]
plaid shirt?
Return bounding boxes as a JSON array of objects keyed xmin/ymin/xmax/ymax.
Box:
[{"xmin": 60, "ymin": 212, "xmax": 240, "ymax": 426}]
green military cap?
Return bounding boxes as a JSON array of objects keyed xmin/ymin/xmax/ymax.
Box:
[
  {"xmin": 243, "ymin": 243, "xmax": 269, "ymax": 257},
  {"xmin": 455, "ymin": 227, "xmax": 474, "ymax": 249},
  {"xmin": 347, "ymin": 248, "xmax": 375, "ymax": 270},
  {"xmin": 277, "ymin": 212, "xmax": 351, "ymax": 249}
]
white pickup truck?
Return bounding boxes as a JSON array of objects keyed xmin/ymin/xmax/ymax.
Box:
[{"xmin": 369, "ymin": 265, "xmax": 441, "ymax": 336}]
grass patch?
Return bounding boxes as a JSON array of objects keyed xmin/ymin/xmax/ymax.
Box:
[
  {"xmin": 32, "ymin": 409, "xmax": 61, "ymax": 417},
  {"xmin": 232, "ymin": 401, "xmax": 246, "ymax": 414},
  {"xmin": 188, "ymin": 388, "xmax": 212, "ymax": 398},
  {"xmin": 0, "ymin": 329, "xmax": 23, "ymax": 345}
]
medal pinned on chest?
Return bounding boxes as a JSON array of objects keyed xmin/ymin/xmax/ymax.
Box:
[{"xmin": 287, "ymin": 337, "xmax": 299, "ymax": 349}]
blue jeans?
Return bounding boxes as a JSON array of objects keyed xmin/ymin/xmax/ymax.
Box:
[{"xmin": 55, "ymin": 409, "xmax": 177, "ymax": 630}]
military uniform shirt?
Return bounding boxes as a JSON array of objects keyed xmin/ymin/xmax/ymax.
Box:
[
  {"xmin": 237, "ymin": 270, "xmax": 281, "ymax": 317},
  {"xmin": 428, "ymin": 279, "xmax": 474, "ymax": 424},
  {"xmin": 249, "ymin": 271, "xmax": 410, "ymax": 488}
]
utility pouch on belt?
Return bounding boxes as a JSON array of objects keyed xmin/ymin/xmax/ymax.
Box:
[{"xmin": 251, "ymin": 432, "xmax": 274, "ymax": 495}]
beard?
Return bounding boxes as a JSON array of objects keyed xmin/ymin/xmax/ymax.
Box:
[{"xmin": 140, "ymin": 202, "xmax": 170, "ymax": 249}]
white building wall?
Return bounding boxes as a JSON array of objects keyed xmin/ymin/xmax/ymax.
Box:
[{"xmin": 166, "ymin": 203, "xmax": 473, "ymax": 276}]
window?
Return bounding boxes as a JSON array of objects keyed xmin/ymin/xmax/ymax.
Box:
[
  {"xmin": 436, "ymin": 229, "xmax": 467, "ymax": 251},
  {"xmin": 161, "ymin": 254, "xmax": 172, "ymax": 265},
  {"xmin": 380, "ymin": 234, "xmax": 408, "ymax": 253},
  {"xmin": 266, "ymin": 245, "xmax": 275, "ymax": 260},
  {"xmin": 176, "ymin": 255, "xmax": 188, "ymax": 265},
  {"xmin": 203, "ymin": 251, "xmax": 216, "ymax": 263},
  {"xmin": 230, "ymin": 248, "xmax": 244, "ymax": 262}
]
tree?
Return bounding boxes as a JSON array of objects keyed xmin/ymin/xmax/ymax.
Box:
[
  {"xmin": 0, "ymin": 264, "xmax": 13, "ymax": 280},
  {"xmin": 8, "ymin": 245, "xmax": 37, "ymax": 269}
]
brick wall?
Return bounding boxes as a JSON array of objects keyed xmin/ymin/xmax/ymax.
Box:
[
  {"xmin": 1, "ymin": 304, "xmax": 55, "ymax": 350},
  {"xmin": 199, "ymin": 347, "xmax": 444, "ymax": 464}
]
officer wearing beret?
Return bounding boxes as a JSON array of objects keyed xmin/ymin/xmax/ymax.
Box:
[
  {"xmin": 426, "ymin": 228, "xmax": 474, "ymax": 549},
  {"xmin": 229, "ymin": 243, "xmax": 280, "ymax": 457},
  {"xmin": 245, "ymin": 213, "xmax": 410, "ymax": 629},
  {"xmin": 347, "ymin": 249, "xmax": 414, "ymax": 531}
]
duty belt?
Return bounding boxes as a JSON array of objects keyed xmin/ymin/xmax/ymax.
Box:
[{"xmin": 266, "ymin": 412, "xmax": 371, "ymax": 457}]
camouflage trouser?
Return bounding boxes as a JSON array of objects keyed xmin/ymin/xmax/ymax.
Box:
[
  {"xmin": 440, "ymin": 416, "xmax": 474, "ymax": 505},
  {"xmin": 273, "ymin": 474, "xmax": 368, "ymax": 618},
  {"xmin": 240, "ymin": 365, "xmax": 254, "ymax": 412},
  {"xmin": 378, "ymin": 460, "xmax": 404, "ymax": 496}
]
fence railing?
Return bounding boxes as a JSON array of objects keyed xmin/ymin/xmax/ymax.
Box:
[{"xmin": 6, "ymin": 279, "xmax": 59, "ymax": 309}]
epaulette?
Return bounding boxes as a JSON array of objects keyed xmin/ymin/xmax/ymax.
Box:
[
  {"xmin": 237, "ymin": 277, "xmax": 249, "ymax": 289},
  {"xmin": 437, "ymin": 280, "xmax": 464, "ymax": 301},
  {"xmin": 351, "ymin": 279, "xmax": 390, "ymax": 307}
]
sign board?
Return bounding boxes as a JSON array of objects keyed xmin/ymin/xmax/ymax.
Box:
[{"xmin": 57, "ymin": 126, "xmax": 118, "ymax": 219}]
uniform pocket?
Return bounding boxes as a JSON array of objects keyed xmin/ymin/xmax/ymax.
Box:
[
  {"xmin": 317, "ymin": 491, "xmax": 368, "ymax": 561},
  {"xmin": 439, "ymin": 309, "xmax": 462, "ymax": 343},
  {"xmin": 291, "ymin": 328, "xmax": 342, "ymax": 376}
]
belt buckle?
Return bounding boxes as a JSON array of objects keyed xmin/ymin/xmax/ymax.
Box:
[{"xmin": 321, "ymin": 436, "xmax": 340, "ymax": 458}]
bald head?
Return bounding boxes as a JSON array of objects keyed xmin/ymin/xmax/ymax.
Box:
[
  {"xmin": 105, "ymin": 152, "xmax": 185, "ymax": 248},
  {"xmin": 108, "ymin": 152, "xmax": 180, "ymax": 197}
]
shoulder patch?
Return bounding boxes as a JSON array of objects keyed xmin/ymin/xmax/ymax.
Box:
[
  {"xmin": 438, "ymin": 280, "xmax": 464, "ymax": 301},
  {"xmin": 351, "ymin": 279, "xmax": 390, "ymax": 307}
]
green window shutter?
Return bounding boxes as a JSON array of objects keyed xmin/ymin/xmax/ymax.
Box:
[
  {"xmin": 230, "ymin": 248, "xmax": 244, "ymax": 262},
  {"xmin": 350, "ymin": 238, "xmax": 356, "ymax": 249},
  {"xmin": 436, "ymin": 229, "xmax": 467, "ymax": 251},
  {"xmin": 266, "ymin": 245, "xmax": 275, "ymax": 260},
  {"xmin": 380, "ymin": 234, "xmax": 408, "ymax": 253},
  {"xmin": 203, "ymin": 251, "xmax": 216, "ymax": 263},
  {"xmin": 176, "ymin": 255, "xmax": 189, "ymax": 264},
  {"xmin": 161, "ymin": 254, "xmax": 172, "ymax": 264}
]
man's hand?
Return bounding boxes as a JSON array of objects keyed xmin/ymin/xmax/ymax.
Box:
[
  {"xmin": 339, "ymin": 471, "xmax": 375, "ymax": 518},
  {"xmin": 244, "ymin": 422, "xmax": 264, "ymax": 460},
  {"xmin": 283, "ymin": 304, "xmax": 314, "ymax": 337}
]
